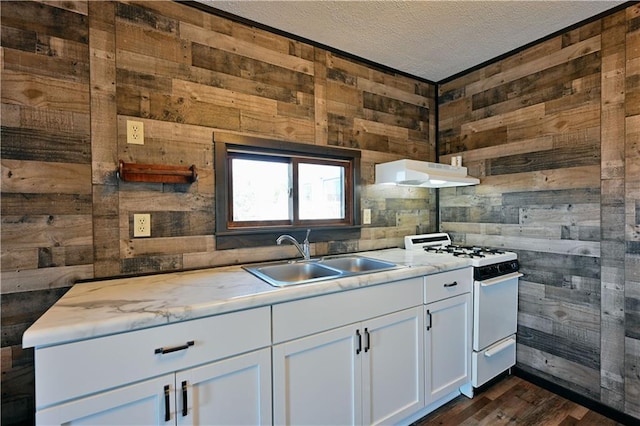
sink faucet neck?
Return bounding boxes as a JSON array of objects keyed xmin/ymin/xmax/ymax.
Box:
[{"xmin": 276, "ymin": 229, "xmax": 311, "ymax": 260}]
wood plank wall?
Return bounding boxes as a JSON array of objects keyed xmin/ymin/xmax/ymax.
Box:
[
  {"xmin": 438, "ymin": 4, "xmax": 640, "ymax": 420},
  {"xmin": 0, "ymin": 1, "xmax": 435, "ymax": 423}
]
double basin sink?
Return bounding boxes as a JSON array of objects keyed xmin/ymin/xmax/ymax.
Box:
[{"xmin": 243, "ymin": 255, "xmax": 400, "ymax": 287}]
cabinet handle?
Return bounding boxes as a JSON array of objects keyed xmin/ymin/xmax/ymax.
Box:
[
  {"xmin": 155, "ymin": 340, "xmax": 194, "ymax": 355},
  {"xmin": 426, "ymin": 310, "xmax": 432, "ymax": 331},
  {"xmin": 164, "ymin": 385, "xmax": 171, "ymax": 422},
  {"xmin": 364, "ymin": 328, "xmax": 370, "ymax": 352},
  {"xmin": 356, "ymin": 329, "xmax": 362, "ymax": 354},
  {"xmin": 443, "ymin": 281, "xmax": 458, "ymax": 287},
  {"xmin": 181, "ymin": 380, "xmax": 188, "ymax": 417}
]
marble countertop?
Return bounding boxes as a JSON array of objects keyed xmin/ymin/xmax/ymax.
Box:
[{"xmin": 23, "ymin": 248, "xmax": 471, "ymax": 349}]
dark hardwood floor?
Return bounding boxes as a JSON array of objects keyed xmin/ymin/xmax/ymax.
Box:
[{"xmin": 413, "ymin": 375, "xmax": 625, "ymax": 425}]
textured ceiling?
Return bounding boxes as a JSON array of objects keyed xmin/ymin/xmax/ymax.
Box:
[{"xmin": 198, "ymin": 0, "xmax": 626, "ymax": 82}]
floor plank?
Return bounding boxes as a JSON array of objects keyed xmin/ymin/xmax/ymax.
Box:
[{"xmin": 412, "ymin": 375, "xmax": 624, "ymax": 425}]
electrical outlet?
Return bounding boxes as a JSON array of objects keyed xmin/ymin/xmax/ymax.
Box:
[
  {"xmin": 363, "ymin": 208, "xmax": 371, "ymax": 225},
  {"xmin": 133, "ymin": 214, "xmax": 151, "ymax": 237},
  {"xmin": 127, "ymin": 120, "xmax": 144, "ymax": 145}
]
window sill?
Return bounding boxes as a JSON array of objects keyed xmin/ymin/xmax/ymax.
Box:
[{"xmin": 215, "ymin": 226, "xmax": 362, "ymax": 250}]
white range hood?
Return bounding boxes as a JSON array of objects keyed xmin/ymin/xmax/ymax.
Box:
[{"xmin": 375, "ymin": 159, "xmax": 479, "ymax": 188}]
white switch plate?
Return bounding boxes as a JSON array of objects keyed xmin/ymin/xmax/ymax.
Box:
[
  {"xmin": 127, "ymin": 120, "xmax": 144, "ymax": 145},
  {"xmin": 363, "ymin": 209, "xmax": 371, "ymax": 225},
  {"xmin": 134, "ymin": 214, "xmax": 151, "ymax": 237}
]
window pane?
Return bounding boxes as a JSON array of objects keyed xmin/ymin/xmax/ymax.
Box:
[
  {"xmin": 231, "ymin": 158, "xmax": 290, "ymax": 221},
  {"xmin": 298, "ymin": 163, "xmax": 345, "ymax": 220}
]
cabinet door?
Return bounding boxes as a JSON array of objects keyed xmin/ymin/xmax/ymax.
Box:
[
  {"xmin": 425, "ymin": 293, "xmax": 471, "ymax": 404},
  {"xmin": 36, "ymin": 374, "xmax": 175, "ymax": 426},
  {"xmin": 273, "ymin": 324, "xmax": 362, "ymax": 426},
  {"xmin": 363, "ymin": 307, "xmax": 424, "ymax": 426},
  {"xmin": 177, "ymin": 348, "xmax": 271, "ymax": 426}
]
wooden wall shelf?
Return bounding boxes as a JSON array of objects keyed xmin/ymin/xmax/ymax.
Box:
[{"xmin": 118, "ymin": 160, "xmax": 198, "ymax": 184}]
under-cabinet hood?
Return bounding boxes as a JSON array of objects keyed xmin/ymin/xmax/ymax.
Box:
[{"xmin": 375, "ymin": 159, "xmax": 480, "ymax": 188}]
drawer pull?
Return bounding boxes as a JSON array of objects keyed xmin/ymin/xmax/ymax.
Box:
[
  {"xmin": 155, "ymin": 340, "xmax": 194, "ymax": 355},
  {"xmin": 443, "ymin": 281, "xmax": 458, "ymax": 287},
  {"xmin": 181, "ymin": 380, "xmax": 188, "ymax": 417},
  {"xmin": 164, "ymin": 385, "xmax": 171, "ymax": 422},
  {"xmin": 484, "ymin": 338, "xmax": 516, "ymax": 357},
  {"xmin": 356, "ymin": 329, "xmax": 362, "ymax": 354}
]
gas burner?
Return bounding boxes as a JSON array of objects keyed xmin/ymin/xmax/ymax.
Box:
[
  {"xmin": 474, "ymin": 247, "xmax": 506, "ymax": 256},
  {"xmin": 423, "ymin": 246, "xmax": 450, "ymax": 254},
  {"xmin": 447, "ymin": 245, "xmax": 507, "ymax": 257},
  {"xmin": 452, "ymin": 251, "xmax": 485, "ymax": 259}
]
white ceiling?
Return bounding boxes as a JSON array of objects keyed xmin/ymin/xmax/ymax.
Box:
[{"xmin": 198, "ymin": 0, "xmax": 626, "ymax": 82}]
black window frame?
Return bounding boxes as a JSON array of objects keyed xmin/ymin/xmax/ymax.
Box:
[{"xmin": 214, "ymin": 133, "xmax": 362, "ymax": 250}]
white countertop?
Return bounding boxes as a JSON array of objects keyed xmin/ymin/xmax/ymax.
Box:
[{"xmin": 22, "ymin": 248, "xmax": 471, "ymax": 349}]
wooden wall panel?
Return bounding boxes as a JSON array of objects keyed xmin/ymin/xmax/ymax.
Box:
[
  {"xmin": 0, "ymin": 2, "xmax": 435, "ymax": 423},
  {"xmin": 0, "ymin": 2, "xmax": 91, "ymax": 423},
  {"xmin": 624, "ymin": 5, "xmax": 640, "ymax": 418},
  {"xmin": 600, "ymin": 9, "xmax": 627, "ymax": 411},
  {"xmin": 439, "ymin": 4, "xmax": 640, "ymax": 420}
]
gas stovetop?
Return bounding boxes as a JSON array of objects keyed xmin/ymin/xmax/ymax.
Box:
[{"xmin": 404, "ymin": 233, "xmax": 518, "ymax": 269}]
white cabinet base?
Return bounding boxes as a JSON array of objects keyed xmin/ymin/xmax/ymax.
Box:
[
  {"xmin": 178, "ymin": 348, "xmax": 272, "ymax": 425},
  {"xmin": 424, "ymin": 292, "xmax": 472, "ymax": 404},
  {"xmin": 37, "ymin": 374, "xmax": 174, "ymax": 426},
  {"xmin": 273, "ymin": 324, "xmax": 361, "ymax": 426},
  {"xmin": 272, "ymin": 306, "xmax": 424, "ymax": 426}
]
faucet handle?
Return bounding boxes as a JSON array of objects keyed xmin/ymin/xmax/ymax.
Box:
[{"xmin": 303, "ymin": 229, "xmax": 311, "ymax": 259}]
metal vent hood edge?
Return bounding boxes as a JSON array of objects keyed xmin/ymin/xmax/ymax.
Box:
[{"xmin": 374, "ymin": 159, "xmax": 480, "ymax": 188}]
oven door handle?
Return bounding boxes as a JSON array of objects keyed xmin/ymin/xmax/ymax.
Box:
[
  {"xmin": 484, "ymin": 337, "xmax": 516, "ymax": 357},
  {"xmin": 478, "ymin": 272, "xmax": 523, "ymax": 287}
]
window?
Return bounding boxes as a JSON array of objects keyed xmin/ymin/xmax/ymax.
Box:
[{"xmin": 214, "ymin": 133, "xmax": 361, "ymax": 249}]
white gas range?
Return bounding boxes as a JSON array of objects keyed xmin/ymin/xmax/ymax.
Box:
[{"xmin": 404, "ymin": 233, "xmax": 523, "ymax": 393}]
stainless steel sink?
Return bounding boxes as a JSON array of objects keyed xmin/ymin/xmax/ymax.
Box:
[
  {"xmin": 246, "ymin": 262, "xmax": 341, "ymax": 287},
  {"xmin": 320, "ymin": 256, "xmax": 397, "ymax": 273},
  {"xmin": 243, "ymin": 255, "xmax": 400, "ymax": 287}
]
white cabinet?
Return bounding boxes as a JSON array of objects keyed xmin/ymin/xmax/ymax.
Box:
[
  {"xmin": 273, "ymin": 323, "xmax": 362, "ymax": 425},
  {"xmin": 363, "ymin": 307, "xmax": 424, "ymax": 425},
  {"xmin": 272, "ymin": 278, "xmax": 424, "ymax": 426},
  {"xmin": 177, "ymin": 348, "xmax": 271, "ymax": 425},
  {"xmin": 37, "ymin": 374, "xmax": 174, "ymax": 425},
  {"xmin": 30, "ymin": 264, "xmax": 476, "ymax": 426},
  {"xmin": 424, "ymin": 268, "xmax": 472, "ymax": 405},
  {"xmin": 36, "ymin": 349, "xmax": 271, "ymax": 425},
  {"xmin": 34, "ymin": 307, "xmax": 271, "ymax": 426}
]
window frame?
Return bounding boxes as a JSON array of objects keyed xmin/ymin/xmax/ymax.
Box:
[{"xmin": 214, "ymin": 133, "xmax": 362, "ymax": 249}]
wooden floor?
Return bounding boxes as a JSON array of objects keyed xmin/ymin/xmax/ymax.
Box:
[{"xmin": 413, "ymin": 375, "xmax": 624, "ymax": 425}]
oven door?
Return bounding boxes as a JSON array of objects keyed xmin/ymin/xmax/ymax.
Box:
[{"xmin": 473, "ymin": 272, "xmax": 522, "ymax": 351}]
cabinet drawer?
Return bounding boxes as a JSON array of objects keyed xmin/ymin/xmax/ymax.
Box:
[
  {"xmin": 35, "ymin": 307, "xmax": 270, "ymax": 409},
  {"xmin": 272, "ymin": 277, "xmax": 423, "ymax": 343},
  {"xmin": 424, "ymin": 268, "xmax": 472, "ymax": 304},
  {"xmin": 472, "ymin": 335, "xmax": 516, "ymax": 387}
]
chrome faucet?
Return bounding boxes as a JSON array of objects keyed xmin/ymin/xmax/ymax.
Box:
[{"xmin": 276, "ymin": 229, "xmax": 311, "ymax": 260}]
